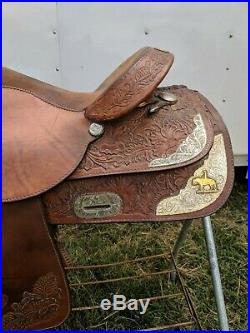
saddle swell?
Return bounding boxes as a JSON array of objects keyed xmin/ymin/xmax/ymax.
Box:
[{"xmin": 2, "ymin": 47, "xmax": 234, "ymax": 331}]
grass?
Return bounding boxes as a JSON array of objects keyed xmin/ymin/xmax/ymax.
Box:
[{"xmin": 57, "ymin": 173, "xmax": 247, "ymax": 331}]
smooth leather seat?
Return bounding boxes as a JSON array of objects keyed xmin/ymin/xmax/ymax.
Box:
[{"xmin": 3, "ymin": 67, "xmax": 98, "ymax": 112}]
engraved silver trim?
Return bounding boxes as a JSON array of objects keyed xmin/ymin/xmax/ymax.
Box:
[
  {"xmin": 156, "ymin": 134, "xmax": 227, "ymax": 215},
  {"xmin": 149, "ymin": 114, "xmax": 207, "ymax": 167},
  {"xmin": 74, "ymin": 192, "xmax": 122, "ymax": 218}
]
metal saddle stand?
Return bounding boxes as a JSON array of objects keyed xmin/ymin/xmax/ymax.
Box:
[{"xmin": 171, "ymin": 216, "xmax": 229, "ymax": 330}]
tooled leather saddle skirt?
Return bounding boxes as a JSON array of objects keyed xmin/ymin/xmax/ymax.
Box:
[{"xmin": 2, "ymin": 47, "xmax": 234, "ymax": 330}]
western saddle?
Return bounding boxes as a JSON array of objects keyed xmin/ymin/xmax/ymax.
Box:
[{"xmin": 2, "ymin": 47, "xmax": 234, "ymax": 330}]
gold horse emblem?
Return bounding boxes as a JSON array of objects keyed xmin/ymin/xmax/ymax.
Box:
[{"xmin": 192, "ymin": 170, "xmax": 218, "ymax": 194}]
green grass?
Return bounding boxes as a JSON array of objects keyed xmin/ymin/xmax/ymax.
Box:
[{"xmin": 57, "ymin": 178, "xmax": 247, "ymax": 331}]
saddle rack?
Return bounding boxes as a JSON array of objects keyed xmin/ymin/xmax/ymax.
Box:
[
  {"xmin": 57, "ymin": 216, "xmax": 228, "ymax": 331},
  {"xmin": 61, "ymin": 248, "xmax": 201, "ymax": 330}
]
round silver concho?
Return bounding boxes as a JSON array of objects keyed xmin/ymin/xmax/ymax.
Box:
[{"xmin": 89, "ymin": 123, "xmax": 104, "ymax": 137}]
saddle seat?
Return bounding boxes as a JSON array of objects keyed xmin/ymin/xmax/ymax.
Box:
[
  {"xmin": 3, "ymin": 47, "xmax": 174, "ymax": 202},
  {"xmin": 2, "ymin": 67, "xmax": 99, "ymax": 112}
]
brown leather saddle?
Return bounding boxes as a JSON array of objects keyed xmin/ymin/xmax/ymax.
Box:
[{"xmin": 2, "ymin": 47, "xmax": 234, "ymax": 330}]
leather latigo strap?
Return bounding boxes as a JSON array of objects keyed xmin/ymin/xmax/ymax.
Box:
[
  {"xmin": 43, "ymin": 86, "xmax": 234, "ymax": 225},
  {"xmin": 2, "ymin": 197, "xmax": 70, "ymax": 330}
]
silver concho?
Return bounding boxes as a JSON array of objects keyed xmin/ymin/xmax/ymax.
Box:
[
  {"xmin": 89, "ymin": 123, "xmax": 104, "ymax": 137},
  {"xmin": 74, "ymin": 192, "xmax": 122, "ymax": 218}
]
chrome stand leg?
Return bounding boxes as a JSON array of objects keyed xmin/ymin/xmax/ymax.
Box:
[
  {"xmin": 203, "ymin": 216, "xmax": 229, "ymax": 331},
  {"xmin": 170, "ymin": 219, "xmax": 193, "ymax": 282}
]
